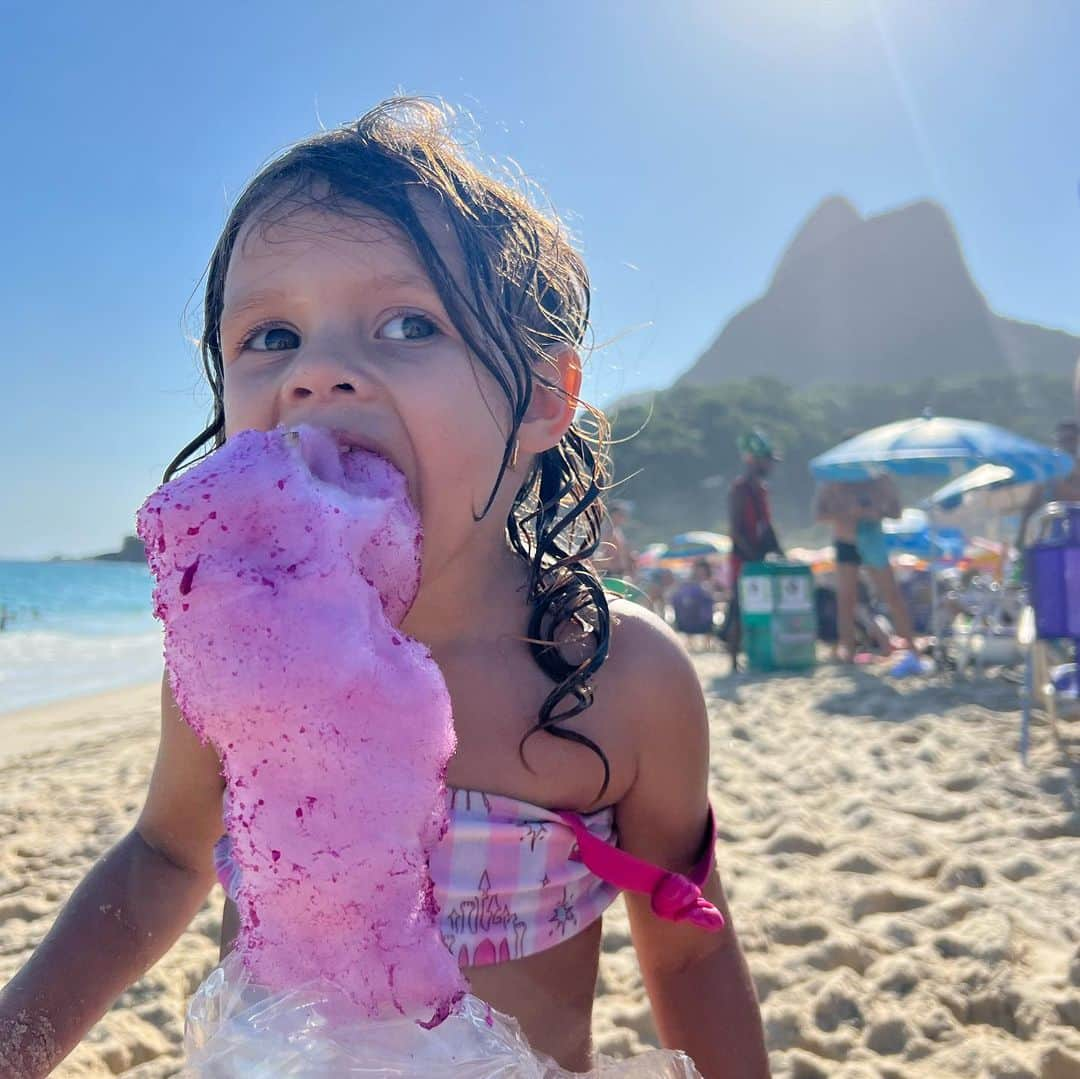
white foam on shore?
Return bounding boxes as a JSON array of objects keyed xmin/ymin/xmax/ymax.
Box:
[{"xmin": 0, "ymin": 627, "xmax": 164, "ymax": 714}]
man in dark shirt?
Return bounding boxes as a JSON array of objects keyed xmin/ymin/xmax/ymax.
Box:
[{"xmin": 723, "ymin": 430, "xmax": 784, "ymax": 671}]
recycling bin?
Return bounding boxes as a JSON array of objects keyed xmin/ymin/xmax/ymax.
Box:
[{"xmin": 739, "ymin": 561, "xmax": 817, "ymax": 672}]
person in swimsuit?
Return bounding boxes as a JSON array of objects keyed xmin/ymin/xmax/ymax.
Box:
[
  {"xmin": 0, "ymin": 97, "xmax": 768, "ymax": 1078},
  {"xmin": 1016, "ymin": 418, "xmax": 1080, "ymax": 548},
  {"xmin": 815, "ymin": 474, "xmax": 916, "ymax": 661},
  {"xmin": 595, "ymin": 499, "xmax": 637, "ymax": 580}
]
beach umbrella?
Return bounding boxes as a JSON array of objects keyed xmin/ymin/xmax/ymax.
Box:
[
  {"xmin": 924, "ymin": 464, "xmax": 1016, "ymax": 511},
  {"xmin": 634, "ymin": 543, "xmax": 668, "ymax": 570},
  {"xmin": 810, "ymin": 415, "xmax": 1071, "ymax": 482},
  {"xmin": 882, "ymin": 509, "xmax": 967, "ymax": 559},
  {"xmin": 924, "ymin": 455, "xmax": 1072, "ymax": 512},
  {"xmin": 659, "ymin": 531, "xmax": 732, "ymax": 560}
]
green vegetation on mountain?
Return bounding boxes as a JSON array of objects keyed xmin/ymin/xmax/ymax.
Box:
[{"xmin": 605, "ymin": 373, "xmax": 1076, "ymax": 542}]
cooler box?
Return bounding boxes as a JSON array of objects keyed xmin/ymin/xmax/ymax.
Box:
[{"xmin": 739, "ymin": 562, "xmax": 817, "ymax": 672}]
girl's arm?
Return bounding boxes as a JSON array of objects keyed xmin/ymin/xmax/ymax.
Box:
[
  {"xmin": 0, "ymin": 673, "xmax": 225, "ymax": 1077},
  {"xmin": 613, "ymin": 612, "xmax": 770, "ymax": 1079}
]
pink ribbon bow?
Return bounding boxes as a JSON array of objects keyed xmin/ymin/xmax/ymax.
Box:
[{"xmin": 558, "ymin": 805, "xmax": 725, "ymax": 934}]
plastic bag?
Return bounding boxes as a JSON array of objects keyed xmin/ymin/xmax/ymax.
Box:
[{"xmin": 183, "ymin": 952, "xmax": 700, "ymax": 1077}]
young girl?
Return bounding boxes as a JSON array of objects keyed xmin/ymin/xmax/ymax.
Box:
[{"xmin": 0, "ymin": 98, "xmax": 768, "ymax": 1078}]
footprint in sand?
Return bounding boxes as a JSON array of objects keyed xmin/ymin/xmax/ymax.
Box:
[
  {"xmin": 851, "ymin": 887, "xmax": 932, "ymax": 922},
  {"xmin": 961, "ymin": 988, "xmax": 1034, "ymax": 1038},
  {"xmin": 769, "ymin": 920, "xmax": 829, "ymax": 947},
  {"xmin": 751, "ymin": 965, "xmax": 788, "ymax": 1003},
  {"xmin": 764, "ymin": 830, "xmax": 827, "ymax": 857},
  {"xmin": 936, "ymin": 858, "xmax": 988, "ymax": 890},
  {"xmin": 785, "ymin": 1049, "xmax": 831, "ymax": 1079},
  {"xmin": 933, "ymin": 910, "xmax": 1015, "ymax": 966},
  {"xmin": 830, "ymin": 850, "xmax": 885, "ymax": 875},
  {"xmin": 813, "ymin": 972, "xmax": 866, "ymax": 1034},
  {"xmin": 1037, "ymin": 772, "xmax": 1070, "ymax": 796},
  {"xmin": 607, "ymin": 1001, "xmax": 659, "ymax": 1046},
  {"xmin": 916, "ymin": 887, "xmax": 985, "ymax": 920},
  {"xmin": 1041, "ymin": 1046, "xmax": 1080, "ymax": 1079},
  {"xmin": 864, "ymin": 1015, "xmax": 913, "ymax": 1056},
  {"xmin": 800, "ymin": 935, "xmax": 874, "ymax": 975},
  {"xmin": 1022, "ymin": 816, "xmax": 1080, "ymax": 840},
  {"xmin": 893, "ymin": 727, "xmax": 925, "ymax": 745},
  {"xmin": 894, "ymin": 798, "xmax": 970, "ymax": 823},
  {"xmin": 942, "ymin": 773, "xmax": 980, "ymax": 793},
  {"xmin": 873, "ymin": 956, "xmax": 924, "ymax": 998},
  {"xmin": 0, "ymin": 895, "xmax": 51, "ymax": 924}
]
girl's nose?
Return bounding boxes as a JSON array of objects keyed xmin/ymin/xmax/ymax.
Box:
[{"xmin": 281, "ymin": 344, "xmax": 376, "ymax": 404}]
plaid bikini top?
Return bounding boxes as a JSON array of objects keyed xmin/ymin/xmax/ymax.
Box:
[{"xmin": 213, "ymin": 786, "xmax": 721, "ymax": 969}]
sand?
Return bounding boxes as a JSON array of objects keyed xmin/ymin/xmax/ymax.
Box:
[{"xmin": 1, "ymin": 659, "xmax": 1078, "ymax": 1077}]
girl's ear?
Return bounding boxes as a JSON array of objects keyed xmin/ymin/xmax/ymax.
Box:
[{"xmin": 515, "ymin": 345, "xmax": 582, "ymax": 457}]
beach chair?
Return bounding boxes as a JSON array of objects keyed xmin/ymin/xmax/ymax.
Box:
[
  {"xmin": 1020, "ymin": 502, "xmax": 1080, "ymax": 760},
  {"xmin": 671, "ymin": 581, "xmax": 717, "ymax": 651},
  {"xmin": 948, "ymin": 573, "xmax": 1026, "ymax": 675}
]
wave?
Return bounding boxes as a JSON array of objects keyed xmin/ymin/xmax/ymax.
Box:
[{"xmin": 0, "ymin": 627, "xmax": 164, "ymax": 714}]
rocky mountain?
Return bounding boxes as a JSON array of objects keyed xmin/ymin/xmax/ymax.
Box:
[
  {"xmin": 678, "ymin": 196, "xmax": 1080, "ymax": 389},
  {"xmin": 88, "ymin": 535, "xmax": 147, "ymax": 563}
]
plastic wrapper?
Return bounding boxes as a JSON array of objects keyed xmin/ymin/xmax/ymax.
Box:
[{"xmin": 183, "ymin": 952, "xmax": 701, "ymax": 1078}]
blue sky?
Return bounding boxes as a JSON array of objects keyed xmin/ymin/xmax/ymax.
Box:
[{"xmin": 4, "ymin": 0, "xmax": 1078, "ymax": 560}]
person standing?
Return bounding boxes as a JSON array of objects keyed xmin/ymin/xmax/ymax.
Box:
[
  {"xmin": 1016, "ymin": 418, "xmax": 1080, "ymax": 549},
  {"xmin": 815, "ymin": 474, "xmax": 917, "ymax": 662},
  {"xmin": 814, "ymin": 480, "xmax": 863, "ymax": 661},
  {"xmin": 595, "ymin": 499, "xmax": 637, "ymax": 579},
  {"xmin": 723, "ymin": 430, "xmax": 784, "ymax": 671}
]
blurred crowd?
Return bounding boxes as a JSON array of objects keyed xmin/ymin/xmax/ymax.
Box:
[{"xmin": 596, "ymin": 414, "xmax": 1080, "ymax": 676}]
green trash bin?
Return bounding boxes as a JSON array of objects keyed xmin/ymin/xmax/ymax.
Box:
[{"xmin": 738, "ymin": 562, "xmax": 817, "ymax": 672}]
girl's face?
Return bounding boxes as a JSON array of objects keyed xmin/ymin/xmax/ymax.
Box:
[{"xmin": 219, "ymin": 200, "xmax": 519, "ymax": 592}]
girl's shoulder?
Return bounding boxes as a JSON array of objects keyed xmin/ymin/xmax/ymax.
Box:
[
  {"xmin": 602, "ymin": 600, "xmax": 707, "ymax": 737},
  {"xmin": 602, "ymin": 601, "xmax": 712, "ymax": 873},
  {"xmin": 607, "ymin": 596, "xmax": 695, "ymax": 659}
]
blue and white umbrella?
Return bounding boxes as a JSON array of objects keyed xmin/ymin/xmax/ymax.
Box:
[
  {"xmin": 882, "ymin": 509, "xmax": 967, "ymax": 559},
  {"xmin": 810, "ymin": 415, "xmax": 1071, "ymax": 483},
  {"xmin": 659, "ymin": 531, "xmax": 732, "ymax": 561},
  {"xmin": 809, "ymin": 415, "xmax": 1071, "ymax": 669},
  {"xmin": 925, "ymin": 457, "xmax": 1072, "ymax": 512}
]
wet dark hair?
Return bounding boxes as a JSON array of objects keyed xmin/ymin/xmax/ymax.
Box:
[{"xmin": 165, "ymin": 97, "xmax": 615, "ymax": 802}]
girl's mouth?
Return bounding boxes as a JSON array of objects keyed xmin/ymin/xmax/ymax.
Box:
[{"xmin": 281, "ymin": 424, "xmax": 410, "ymax": 504}]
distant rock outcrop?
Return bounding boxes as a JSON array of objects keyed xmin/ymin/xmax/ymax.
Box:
[
  {"xmin": 678, "ymin": 196, "xmax": 1080, "ymax": 388},
  {"xmin": 90, "ymin": 535, "xmax": 147, "ymax": 563}
]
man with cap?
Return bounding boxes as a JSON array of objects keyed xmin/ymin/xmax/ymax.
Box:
[{"xmin": 721, "ymin": 430, "xmax": 784, "ymax": 671}]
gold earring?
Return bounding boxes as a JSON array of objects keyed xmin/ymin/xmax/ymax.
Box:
[{"xmin": 510, "ymin": 440, "xmax": 520, "ymax": 469}]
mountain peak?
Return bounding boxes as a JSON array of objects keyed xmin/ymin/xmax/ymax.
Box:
[
  {"xmin": 774, "ymin": 195, "xmax": 862, "ymax": 281},
  {"xmin": 678, "ymin": 194, "xmax": 1080, "ymax": 389}
]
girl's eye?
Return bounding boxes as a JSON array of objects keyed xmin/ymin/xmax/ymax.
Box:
[
  {"xmin": 237, "ymin": 324, "xmax": 300, "ymax": 353},
  {"xmin": 379, "ymin": 312, "xmax": 440, "ymax": 342}
]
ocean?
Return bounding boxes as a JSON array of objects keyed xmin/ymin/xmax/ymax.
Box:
[{"xmin": 0, "ymin": 560, "xmax": 163, "ymax": 714}]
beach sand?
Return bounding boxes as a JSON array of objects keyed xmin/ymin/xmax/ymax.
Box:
[{"xmin": 1, "ymin": 659, "xmax": 1078, "ymax": 1077}]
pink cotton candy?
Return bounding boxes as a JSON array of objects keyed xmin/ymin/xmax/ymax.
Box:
[{"xmin": 136, "ymin": 424, "xmax": 465, "ymax": 1025}]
